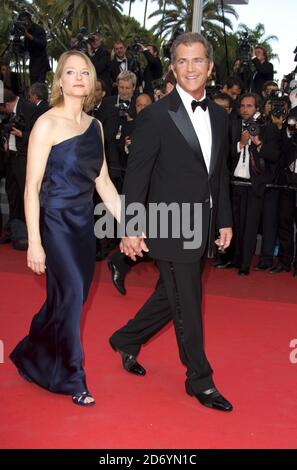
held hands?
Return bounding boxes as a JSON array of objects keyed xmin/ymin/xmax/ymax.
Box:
[
  {"xmin": 27, "ymin": 242, "xmax": 46, "ymax": 275},
  {"xmin": 120, "ymin": 236, "xmax": 149, "ymax": 262},
  {"xmin": 215, "ymin": 227, "xmax": 232, "ymax": 253}
]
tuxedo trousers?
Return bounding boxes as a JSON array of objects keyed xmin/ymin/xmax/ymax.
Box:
[{"xmin": 110, "ymin": 259, "xmax": 214, "ymax": 393}]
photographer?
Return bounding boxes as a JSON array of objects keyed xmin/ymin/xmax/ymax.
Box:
[
  {"xmin": 270, "ymin": 80, "xmax": 297, "ymax": 276},
  {"xmin": 137, "ymin": 43, "xmax": 162, "ymax": 98},
  {"xmin": 223, "ymin": 93, "xmax": 280, "ymax": 275},
  {"xmin": 18, "ymin": 11, "xmax": 51, "ymax": 84},
  {"xmin": 110, "ymin": 41, "xmax": 137, "ymax": 95},
  {"xmin": 251, "ymin": 46, "xmax": 274, "ymax": 96},
  {"xmin": 86, "ymin": 32, "xmax": 111, "ymax": 95},
  {"xmin": 28, "ymin": 82, "xmax": 50, "ymax": 117},
  {"xmin": 0, "ymin": 89, "xmax": 39, "ymax": 249}
]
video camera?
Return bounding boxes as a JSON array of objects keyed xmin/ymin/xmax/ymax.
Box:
[
  {"xmin": 239, "ymin": 32, "xmax": 252, "ymax": 66},
  {"xmin": 9, "ymin": 20, "xmax": 26, "ymax": 54},
  {"xmin": 127, "ymin": 36, "xmax": 146, "ymax": 55},
  {"xmin": 71, "ymin": 27, "xmax": 97, "ymax": 53}
]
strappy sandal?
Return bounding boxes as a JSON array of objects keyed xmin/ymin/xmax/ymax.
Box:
[{"xmin": 72, "ymin": 391, "xmax": 96, "ymax": 407}]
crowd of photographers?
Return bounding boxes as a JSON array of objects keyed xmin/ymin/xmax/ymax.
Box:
[{"xmin": 1, "ymin": 21, "xmax": 297, "ymax": 283}]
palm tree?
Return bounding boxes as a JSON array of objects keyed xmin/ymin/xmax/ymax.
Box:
[
  {"xmin": 236, "ymin": 23, "xmax": 278, "ymax": 61},
  {"xmin": 149, "ymin": 0, "xmax": 238, "ymax": 42}
]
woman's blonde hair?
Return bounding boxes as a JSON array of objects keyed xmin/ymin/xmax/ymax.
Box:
[{"xmin": 50, "ymin": 50, "xmax": 96, "ymax": 111}]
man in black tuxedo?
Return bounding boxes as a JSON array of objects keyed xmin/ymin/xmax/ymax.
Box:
[
  {"xmin": 109, "ymin": 33, "xmax": 233, "ymax": 412},
  {"xmin": 1, "ymin": 89, "xmax": 39, "ymax": 249},
  {"xmin": 18, "ymin": 11, "xmax": 51, "ymax": 84},
  {"xmin": 251, "ymin": 46, "xmax": 273, "ymax": 96},
  {"xmin": 28, "ymin": 82, "xmax": 50, "ymax": 117},
  {"xmin": 110, "ymin": 41, "xmax": 137, "ymax": 95},
  {"xmin": 87, "ymin": 32, "xmax": 111, "ymax": 95}
]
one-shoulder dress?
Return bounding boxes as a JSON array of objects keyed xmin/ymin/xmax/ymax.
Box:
[{"xmin": 10, "ymin": 119, "xmax": 103, "ymax": 395}]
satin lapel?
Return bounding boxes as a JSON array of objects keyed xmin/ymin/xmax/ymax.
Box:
[
  {"xmin": 208, "ymin": 100, "xmax": 221, "ymax": 178},
  {"xmin": 168, "ymin": 89, "xmax": 205, "ymax": 166}
]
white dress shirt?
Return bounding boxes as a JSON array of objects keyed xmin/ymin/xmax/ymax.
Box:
[
  {"xmin": 234, "ymin": 140, "xmax": 251, "ymax": 179},
  {"xmin": 176, "ymin": 84, "xmax": 212, "ymax": 173},
  {"xmin": 8, "ymin": 97, "xmax": 19, "ymax": 152}
]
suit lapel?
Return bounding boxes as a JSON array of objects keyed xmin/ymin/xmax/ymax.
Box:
[{"xmin": 168, "ymin": 89, "xmax": 206, "ymax": 169}]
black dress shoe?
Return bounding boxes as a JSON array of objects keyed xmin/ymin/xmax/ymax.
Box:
[
  {"xmin": 185, "ymin": 382, "xmax": 233, "ymax": 412},
  {"xmin": 0, "ymin": 234, "xmax": 11, "ymax": 244},
  {"xmin": 215, "ymin": 261, "xmax": 235, "ymax": 269},
  {"xmin": 238, "ymin": 266, "xmax": 250, "ymax": 276},
  {"xmin": 253, "ymin": 262, "xmax": 272, "ymax": 271},
  {"xmin": 12, "ymin": 239, "xmax": 28, "ymax": 251},
  {"xmin": 108, "ymin": 260, "xmax": 126, "ymax": 295},
  {"xmin": 269, "ymin": 264, "xmax": 290, "ymax": 274},
  {"xmin": 109, "ymin": 339, "xmax": 146, "ymax": 376}
]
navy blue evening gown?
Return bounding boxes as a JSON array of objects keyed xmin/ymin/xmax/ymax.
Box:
[{"xmin": 10, "ymin": 119, "xmax": 103, "ymax": 395}]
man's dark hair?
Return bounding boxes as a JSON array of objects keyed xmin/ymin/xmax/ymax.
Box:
[
  {"xmin": 30, "ymin": 82, "xmax": 48, "ymax": 101},
  {"xmin": 171, "ymin": 32, "xmax": 213, "ymax": 64},
  {"xmin": 18, "ymin": 11, "xmax": 32, "ymax": 21},
  {"xmin": 96, "ymin": 79, "xmax": 107, "ymax": 93},
  {"xmin": 239, "ymin": 92, "xmax": 261, "ymax": 109},
  {"xmin": 255, "ymin": 45, "xmax": 268, "ymax": 61},
  {"xmin": 223, "ymin": 77, "xmax": 243, "ymax": 90},
  {"xmin": 147, "ymin": 44, "xmax": 159, "ymax": 57},
  {"xmin": 4, "ymin": 88, "xmax": 17, "ymax": 103},
  {"xmin": 262, "ymin": 80, "xmax": 278, "ymax": 93},
  {"xmin": 213, "ymin": 92, "xmax": 233, "ymax": 108}
]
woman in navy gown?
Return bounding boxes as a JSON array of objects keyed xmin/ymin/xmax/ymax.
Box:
[{"xmin": 10, "ymin": 51, "xmax": 121, "ymax": 406}]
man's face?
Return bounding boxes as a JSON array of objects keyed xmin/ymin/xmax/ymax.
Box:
[
  {"xmin": 91, "ymin": 35, "xmax": 101, "ymax": 49},
  {"xmin": 225, "ymin": 84, "xmax": 241, "ymax": 101},
  {"xmin": 114, "ymin": 43, "xmax": 126, "ymax": 59},
  {"xmin": 147, "ymin": 45, "xmax": 157, "ymax": 57},
  {"xmin": 19, "ymin": 16, "xmax": 31, "ymax": 29},
  {"xmin": 118, "ymin": 79, "xmax": 134, "ymax": 100},
  {"xmin": 172, "ymin": 42, "xmax": 213, "ymax": 99},
  {"xmin": 136, "ymin": 95, "xmax": 152, "ymax": 114},
  {"xmin": 239, "ymin": 97, "xmax": 257, "ymax": 121},
  {"xmin": 94, "ymin": 81, "xmax": 105, "ymax": 103},
  {"xmin": 3, "ymin": 101, "xmax": 14, "ymax": 114},
  {"xmin": 264, "ymin": 84, "xmax": 278, "ymax": 97},
  {"xmin": 255, "ymin": 48, "xmax": 265, "ymax": 62}
]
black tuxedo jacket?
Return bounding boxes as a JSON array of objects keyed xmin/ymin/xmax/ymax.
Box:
[
  {"xmin": 110, "ymin": 58, "xmax": 134, "ymax": 83},
  {"xmin": 230, "ymin": 119, "xmax": 281, "ymax": 195},
  {"xmin": 14, "ymin": 97, "xmax": 39, "ymax": 157},
  {"xmin": 122, "ymin": 88, "xmax": 232, "ymax": 263},
  {"xmin": 251, "ymin": 58, "xmax": 273, "ymax": 95},
  {"xmin": 35, "ymin": 100, "xmax": 50, "ymax": 118}
]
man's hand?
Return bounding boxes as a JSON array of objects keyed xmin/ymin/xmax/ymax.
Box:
[
  {"xmin": 215, "ymin": 227, "xmax": 232, "ymax": 252},
  {"xmin": 239, "ymin": 129, "xmax": 250, "ymax": 149},
  {"xmin": 11, "ymin": 127, "xmax": 22, "ymax": 138},
  {"xmin": 120, "ymin": 236, "xmax": 149, "ymax": 261}
]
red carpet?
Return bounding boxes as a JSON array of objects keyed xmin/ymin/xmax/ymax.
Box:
[{"xmin": 1, "ymin": 245, "xmax": 297, "ymax": 448}]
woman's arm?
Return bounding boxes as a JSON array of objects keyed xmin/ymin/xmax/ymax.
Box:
[{"xmin": 25, "ymin": 116, "xmax": 54, "ymax": 274}]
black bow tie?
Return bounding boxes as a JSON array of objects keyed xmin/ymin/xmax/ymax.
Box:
[{"xmin": 191, "ymin": 98, "xmax": 208, "ymax": 112}]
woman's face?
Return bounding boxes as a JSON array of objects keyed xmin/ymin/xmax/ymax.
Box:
[{"xmin": 59, "ymin": 55, "xmax": 91, "ymax": 98}]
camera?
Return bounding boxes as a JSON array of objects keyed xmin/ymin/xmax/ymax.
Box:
[
  {"xmin": 116, "ymin": 102, "xmax": 130, "ymax": 117},
  {"xmin": 243, "ymin": 112, "xmax": 265, "ymax": 137},
  {"xmin": 9, "ymin": 20, "xmax": 26, "ymax": 54},
  {"xmin": 1, "ymin": 114, "xmax": 26, "ymax": 135},
  {"xmin": 127, "ymin": 36, "xmax": 145, "ymax": 55},
  {"xmin": 240, "ymin": 32, "xmax": 252, "ymax": 66},
  {"xmin": 268, "ymin": 90, "xmax": 288, "ymax": 119},
  {"xmin": 70, "ymin": 27, "xmax": 96, "ymax": 53}
]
